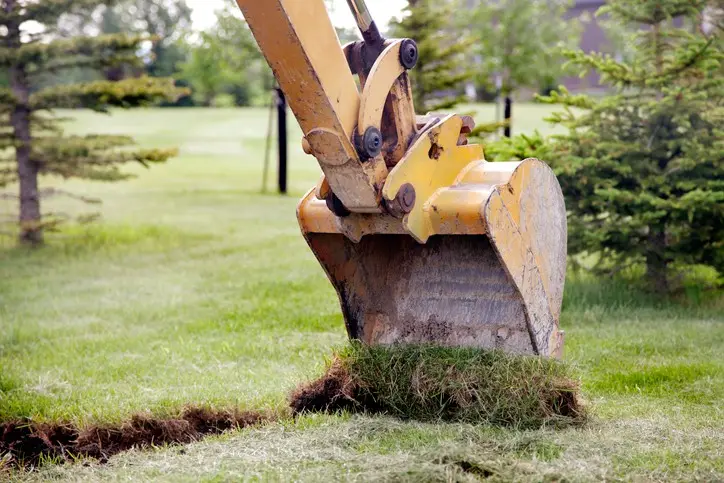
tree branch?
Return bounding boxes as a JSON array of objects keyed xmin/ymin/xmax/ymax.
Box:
[
  {"xmin": 0, "ymin": 0, "xmax": 115, "ymax": 28},
  {"xmin": 0, "ymin": 87, "xmax": 15, "ymax": 106},
  {"xmin": 0, "ymin": 34, "xmax": 145, "ymax": 69},
  {"xmin": 30, "ymin": 77, "xmax": 186, "ymax": 111}
]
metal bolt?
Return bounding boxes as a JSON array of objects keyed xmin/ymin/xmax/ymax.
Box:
[
  {"xmin": 396, "ymin": 183, "xmax": 416, "ymax": 213},
  {"xmin": 399, "ymin": 39, "xmax": 418, "ymax": 70},
  {"xmin": 385, "ymin": 183, "xmax": 416, "ymax": 218},
  {"xmin": 359, "ymin": 126, "xmax": 382, "ymax": 160}
]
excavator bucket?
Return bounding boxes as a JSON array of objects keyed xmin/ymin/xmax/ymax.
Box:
[
  {"xmin": 235, "ymin": 0, "xmax": 568, "ymax": 357},
  {"xmin": 298, "ymin": 158, "xmax": 567, "ymax": 357}
]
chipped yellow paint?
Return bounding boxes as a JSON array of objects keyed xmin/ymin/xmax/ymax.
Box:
[
  {"xmin": 493, "ymin": 160, "xmax": 567, "ymax": 322},
  {"xmin": 237, "ymin": 0, "xmax": 567, "ymax": 356},
  {"xmin": 426, "ymin": 187, "xmax": 491, "ymax": 236},
  {"xmin": 236, "ymin": 0, "xmax": 357, "ymax": 135},
  {"xmin": 382, "ymin": 115, "xmax": 484, "ymax": 242},
  {"xmin": 298, "ymin": 158, "xmax": 568, "ymax": 356},
  {"xmin": 300, "ymin": 150, "xmax": 528, "ymax": 242},
  {"xmin": 482, "ymin": 159, "xmax": 567, "ymax": 355}
]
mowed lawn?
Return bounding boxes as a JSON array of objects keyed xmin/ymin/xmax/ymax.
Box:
[{"xmin": 1, "ymin": 105, "xmax": 723, "ymax": 481}]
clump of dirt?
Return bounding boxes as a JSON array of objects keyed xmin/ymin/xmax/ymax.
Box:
[
  {"xmin": 0, "ymin": 406, "xmax": 271, "ymax": 469},
  {"xmin": 290, "ymin": 344, "xmax": 587, "ymax": 428},
  {"xmin": 0, "ymin": 422, "xmax": 78, "ymax": 467},
  {"xmin": 289, "ymin": 359, "xmax": 363, "ymax": 414}
]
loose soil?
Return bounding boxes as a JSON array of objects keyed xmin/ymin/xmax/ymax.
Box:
[
  {"xmin": 0, "ymin": 406, "xmax": 271, "ymax": 469},
  {"xmin": 289, "ymin": 358, "xmax": 369, "ymax": 414}
]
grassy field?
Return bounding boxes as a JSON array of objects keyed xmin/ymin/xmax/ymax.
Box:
[{"xmin": 1, "ymin": 105, "xmax": 723, "ymax": 481}]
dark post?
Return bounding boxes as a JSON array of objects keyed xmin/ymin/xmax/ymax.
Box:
[
  {"xmin": 503, "ymin": 96, "xmax": 512, "ymax": 138},
  {"xmin": 275, "ymin": 87, "xmax": 288, "ymax": 194}
]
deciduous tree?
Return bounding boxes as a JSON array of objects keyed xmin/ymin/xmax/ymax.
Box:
[
  {"xmin": 470, "ymin": 0, "xmax": 578, "ymax": 135},
  {"xmin": 99, "ymin": 0, "xmax": 192, "ymax": 78},
  {"xmin": 390, "ymin": 0, "xmax": 471, "ymax": 111},
  {"xmin": 181, "ymin": 1, "xmax": 271, "ymax": 106}
]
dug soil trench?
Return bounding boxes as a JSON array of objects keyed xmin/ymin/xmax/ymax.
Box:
[
  {"xmin": 0, "ymin": 406, "xmax": 271, "ymax": 469},
  {"xmin": 2, "ymin": 346, "xmax": 586, "ymax": 470}
]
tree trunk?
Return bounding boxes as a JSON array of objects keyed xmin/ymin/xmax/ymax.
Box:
[
  {"xmin": 645, "ymin": 224, "xmax": 668, "ymax": 294},
  {"xmin": 104, "ymin": 65, "xmax": 125, "ymax": 81},
  {"xmin": 646, "ymin": 20, "xmax": 666, "ymax": 292},
  {"xmin": 7, "ymin": 0, "xmax": 42, "ymax": 245}
]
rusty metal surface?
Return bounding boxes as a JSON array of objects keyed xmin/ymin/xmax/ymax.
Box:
[
  {"xmin": 483, "ymin": 159, "xmax": 567, "ymax": 355},
  {"xmin": 306, "ymin": 233, "xmax": 536, "ymax": 353},
  {"xmin": 357, "ymin": 40, "xmax": 408, "ymax": 137},
  {"xmin": 381, "ymin": 73, "xmax": 416, "ymax": 166},
  {"xmin": 381, "ymin": 115, "xmax": 485, "ymax": 243},
  {"xmin": 357, "ymin": 39, "xmax": 417, "ymax": 167}
]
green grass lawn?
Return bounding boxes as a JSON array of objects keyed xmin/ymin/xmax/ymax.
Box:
[{"xmin": 1, "ymin": 105, "xmax": 723, "ymax": 481}]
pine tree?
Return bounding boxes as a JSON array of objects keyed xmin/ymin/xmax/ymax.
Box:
[
  {"xmin": 1, "ymin": 0, "xmax": 185, "ymax": 245},
  {"xmin": 539, "ymin": 0, "xmax": 723, "ymax": 292},
  {"xmin": 390, "ymin": 0, "xmax": 471, "ymax": 111}
]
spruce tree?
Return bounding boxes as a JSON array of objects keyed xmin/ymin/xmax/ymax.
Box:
[
  {"xmin": 1, "ymin": 0, "xmax": 184, "ymax": 245},
  {"xmin": 539, "ymin": 0, "xmax": 723, "ymax": 292},
  {"xmin": 390, "ymin": 0, "xmax": 471, "ymax": 111}
]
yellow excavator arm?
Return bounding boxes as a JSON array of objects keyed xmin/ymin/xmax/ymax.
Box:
[{"xmin": 234, "ymin": 0, "xmax": 568, "ymax": 357}]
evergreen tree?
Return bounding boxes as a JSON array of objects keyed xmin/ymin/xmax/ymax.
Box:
[
  {"xmin": 539, "ymin": 0, "xmax": 723, "ymax": 292},
  {"xmin": 1, "ymin": 0, "xmax": 184, "ymax": 245},
  {"xmin": 390, "ymin": 0, "xmax": 471, "ymax": 111}
]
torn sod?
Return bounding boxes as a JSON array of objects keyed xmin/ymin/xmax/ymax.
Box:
[
  {"xmin": 1, "ymin": 346, "xmax": 585, "ymax": 470},
  {"xmin": 291, "ymin": 344, "xmax": 586, "ymax": 428},
  {"xmin": 0, "ymin": 406, "xmax": 272, "ymax": 469}
]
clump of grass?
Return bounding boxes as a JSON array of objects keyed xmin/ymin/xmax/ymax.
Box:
[{"xmin": 291, "ymin": 344, "xmax": 586, "ymax": 429}]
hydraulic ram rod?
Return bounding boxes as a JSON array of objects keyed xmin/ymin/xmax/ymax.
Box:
[{"xmin": 346, "ymin": 0, "xmax": 374, "ymax": 32}]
